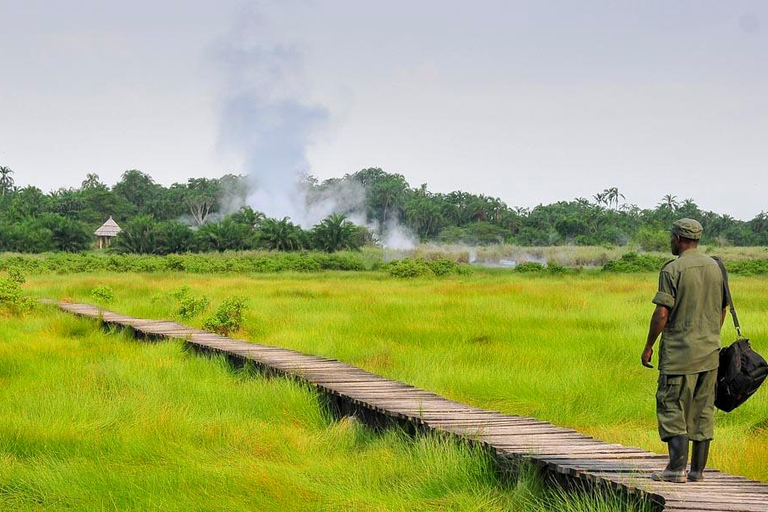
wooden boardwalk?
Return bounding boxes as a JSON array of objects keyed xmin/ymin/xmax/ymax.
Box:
[{"xmin": 53, "ymin": 300, "xmax": 768, "ymax": 512}]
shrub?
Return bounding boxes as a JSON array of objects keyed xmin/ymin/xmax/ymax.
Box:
[
  {"xmin": 383, "ymin": 258, "xmax": 469, "ymax": 278},
  {"xmin": 515, "ymin": 262, "xmax": 545, "ymax": 273},
  {"xmin": 177, "ymin": 294, "xmax": 210, "ymax": 319},
  {"xmin": 7, "ymin": 267, "xmax": 25, "ymax": 284},
  {"xmin": 726, "ymin": 259, "xmax": 768, "ymax": 276},
  {"xmin": 602, "ymin": 252, "xmax": 668, "ymax": 273},
  {"xmin": 384, "ymin": 259, "xmax": 433, "ymax": 278},
  {"xmin": 0, "ymin": 275, "xmax": 36, "ymax": 314},
  {"xmin": 172, "ymin": 285, "xmax": 191, "ymax": 300},
  {"xmin": 426, "ymin": 258, "xmax": 470, "ymax": 276},
  {"xmin": 203, "ymin": 296, "xmax": 249, "ymax": 335},
  {"xmin": 546, "ymin": 261, "xmax": 567, "ymax": 275},
  {"xmin": 315, "ymin": 254, "xmax": 366, "ymax": 271},
  {"xmin": 91, "ymin": 285, "xmax": 115, "ymax": 304},
  {"xmin": 0, "ymin": 251, "xmax": 374, "ymax": 276}
]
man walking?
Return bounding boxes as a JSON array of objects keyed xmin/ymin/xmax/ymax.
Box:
[{"xmin": 641, "ymin": 218, "xmax": 726, "ymax": 483}]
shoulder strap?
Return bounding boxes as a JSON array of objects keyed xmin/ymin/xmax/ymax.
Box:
[{"xmin": 712, "ymin": 256, "xmax": 742, "ymax": 338}]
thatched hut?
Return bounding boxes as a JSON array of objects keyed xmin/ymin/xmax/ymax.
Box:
[{"xmin": 94, "ymin": 216, "xmax": 121, "ymax": 249}]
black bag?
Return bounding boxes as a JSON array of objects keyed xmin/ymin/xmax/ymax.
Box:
[{"xmin": 712, "ymin": 257, "xmax": 768, "ymax": 412}]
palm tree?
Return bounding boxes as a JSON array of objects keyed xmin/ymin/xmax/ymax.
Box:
[
  {"xmin": 513, "ymin": 206, "xmax": 530, "ymax": 216},
  {"xmin": 0, "ymin": 166, "xmax": 14, "ymax": 196},
  {"xmin": 312, "ymin": 213, "xmax": 360, "ymax": 252},
  {"xmin": 114, "ymin": 215, "xmax": 159, "ymax": 254},
  {"xmin": 81, "ymin": 173, "xmax": 106, "ymax": 190},
  {"xmin": 750, "ymin": 212, "xmax": 768, "ymax": 234},
  {"xmin": 605, "ymin": 187, "xmax": 625, "ymax": 210},
  {"xmin": 258, "ymin": 217, "xmax": 305, "ymax": 251},
  {"xmin": 658, "ymin": 194, "xmax": 680, "ymax": 211},
  {"xmin": 592, "ymin": 192, "xmax": 608, "ymax": 208},
  {"xmin": 196, "ymin": 218, "xmax": 254, "ymax": 252}
]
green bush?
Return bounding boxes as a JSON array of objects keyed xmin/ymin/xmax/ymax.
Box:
[
  {"xmin": 0, "ymin": 251, "xmax": 374, "ymax": 276},
  {"xmin": 172, "ymin": 285, "xmax": 192, "ymax": 299},
  {"xmin": 178, "ymin": 295, "xmax": 210, "ymax": 319},
  {"xmin": 383, "ymin": 258, "xmax": 470, "ymax": 278},
  {"xmin": 314, "ymin": 253, "xmax": 366, "ymax": 271},
  {"xmin": 514, "ymin": 262, "xmax": 545, "ymax": 273},
  {"xmin": 384, "ymin": 259, "xmax": 433, "ymax": 278},
  {"xmin": 726, "ymin": 259, "xmax": 768, "ymax": 276},
  {"xmin": 203, "ymin": 297, "xmax": 249, "ymax": 335},
  {"xmin": 602, "ymin": 252, "xmax": 668, "ymax": 273},
  {"xmin": 0, "ymin": 274, "xmax": 35, "ymax": 314},
  {"xmin": 91, "ymin": 285, "xmax": 115, "ymax": 304},
  {"xmin": 546, "ymin": 261, "xmax": 567, "ymax": 275},
  {"xmin": 7, "ymin": 267, "xmax": 25, "ymax": 284},
  {"xmin": 426, "ymin": 258, "xmax": 470, "ymax": 276}
]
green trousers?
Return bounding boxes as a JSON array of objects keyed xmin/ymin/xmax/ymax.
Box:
[{"xmin": 656, "ymin": 369, "xmax": 717, "ymax": 442}]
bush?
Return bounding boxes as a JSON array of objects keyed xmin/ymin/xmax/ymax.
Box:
[
  {"xmin": 546, "ymin": 261, "xmax": 567, "ymax": 275},
  {"xmin": 178, "ymin": 294, "xmax": 210, "ymax": 319},
  {"xmin": 314, "ymin": 253, "xmax": 366, "ymax": 271},
  {"xmin": 426, "ymin": 258, "xmax": 470, "ymax": 276},
  {"xmin": 602, "ymin": 252, "xmax": 668, "ymax": 273},
  {"xmin": 515, "ymin": 262, "xmax": 545, "ymax": 273},
  {"xmin": 726, "ymin": 259, "xmax": 768, "ymax": 276},
  {"xmin": 172, "ymin": 285, "xmax": 192, "ymax": 300},
  {"xmin": 0, "ymin": 275, "xmax": 36, "ymax": 314},
  {"xmin": 91, "ymin": 285, "xmax": 115, "ymax": 304},
  {"xmin": 7, "ymin": 267, "xmax": 25, "ymax": 284},
  {"xmin": 383, "ymin": 258, "xmax": 470, "ymax": 278},
  {"xmin": 203, "ymin": 297, "xmax": 248, "ymax": 335},
  {"xmin": 0, "ymin": 251, "xmax": 374, "ymax": 276},
  {"xmin": 384, "ymin": 259, "xmax": 433, "ymax": 278}
]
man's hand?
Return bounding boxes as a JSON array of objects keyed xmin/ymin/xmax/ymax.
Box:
[
  {"xmin": 641, "ymin": 345, "xmax": 654, "ymax": 368},
  {"xmin": 643, "ymin": 305, "xmax": 668, "ymax": 369}
]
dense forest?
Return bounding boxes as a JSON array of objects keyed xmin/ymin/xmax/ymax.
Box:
[{"xmin": 0, "ymin": 165, "xmax": 766, "ymax": 254}]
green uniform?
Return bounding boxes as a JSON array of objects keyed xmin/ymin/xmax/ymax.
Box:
[{"xmin": 652, "ymin": 247, "xmax": 725, "ymax": 441}]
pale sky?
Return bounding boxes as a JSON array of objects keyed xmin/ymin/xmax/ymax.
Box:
[{"xmin": 1, "ymin": 1, "xmax": 767, "ymax": 220}]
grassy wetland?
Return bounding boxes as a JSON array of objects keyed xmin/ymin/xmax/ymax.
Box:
[
  {"xmin": 3, "ymin": 252, "xmax": 767, "ymax": 510},
  {"xmin": 17, "ymin": 264, "xmax": 768, "ymax": 485},
  {"xmin": 0, "ymin": 294, "xmax": 654, "ymax": 511}
]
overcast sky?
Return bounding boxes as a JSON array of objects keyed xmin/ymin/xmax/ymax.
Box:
[{"xmin": 1, "ymin": 1, "xmax": 766, "ymax": 220}]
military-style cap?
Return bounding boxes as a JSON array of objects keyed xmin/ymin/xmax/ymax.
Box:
[{"xmin": 671, "ymin": 218, "xmax": 703, "ymax": 240}]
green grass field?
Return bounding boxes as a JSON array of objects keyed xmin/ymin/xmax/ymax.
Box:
[
  {"xmin": 0, "ymin": 306, "xmax": 651, "ymax": 511},
  {"xmin": 23, "ymin": 269, "xmax": 768, "ymax": 484}
]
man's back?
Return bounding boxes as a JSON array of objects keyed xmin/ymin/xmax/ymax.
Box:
[
  {"xmin": 653, "ymin": 248, "xmax": 724, "ymax": 375},
  {"xmin": 644, "ymin": 219, "xmax": 724, "ymax": 483}
]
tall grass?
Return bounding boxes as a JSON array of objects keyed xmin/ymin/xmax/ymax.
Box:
[
  {"xmin": 26, "ymin": 270, "xmax": 768, "ymax": 482},
  {"xmin": 0, "ymin": 308, "xmax": 651, "ymax": 511}
]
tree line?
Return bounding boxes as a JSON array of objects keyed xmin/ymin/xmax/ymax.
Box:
[{"xmin": 0, "ymin": 165, "xmax": 766, "ymax": 254}]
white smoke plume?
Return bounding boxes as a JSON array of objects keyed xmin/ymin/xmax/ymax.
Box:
[
  {"xmin": 378, "ymin": 219, "xmax": 419, "ymax": 250},
  {"xmin": 210, "ymin": 5, "xmax": 418, "ymax": 248},
  {"xmin": 211, "ymin": 5, "xmax": 327, "ymax": 226}
]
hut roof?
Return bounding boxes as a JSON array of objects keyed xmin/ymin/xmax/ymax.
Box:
[{"xmin": 94, "ymin": 216, "xmax": 122, "ymax": 237}]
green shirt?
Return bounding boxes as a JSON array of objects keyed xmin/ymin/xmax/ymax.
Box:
[{"xmin": 652, "ymin": 248, "xmax": 725, "ymax": 375}]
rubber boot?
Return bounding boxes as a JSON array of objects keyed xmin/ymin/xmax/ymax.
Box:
[
  {"xmin": 687, "ymin": 440, "xmax": 710, "ymax": 482},
  {"xmin": 651, "ymin": 435, "xmax": 689, "ymax": 483}
]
